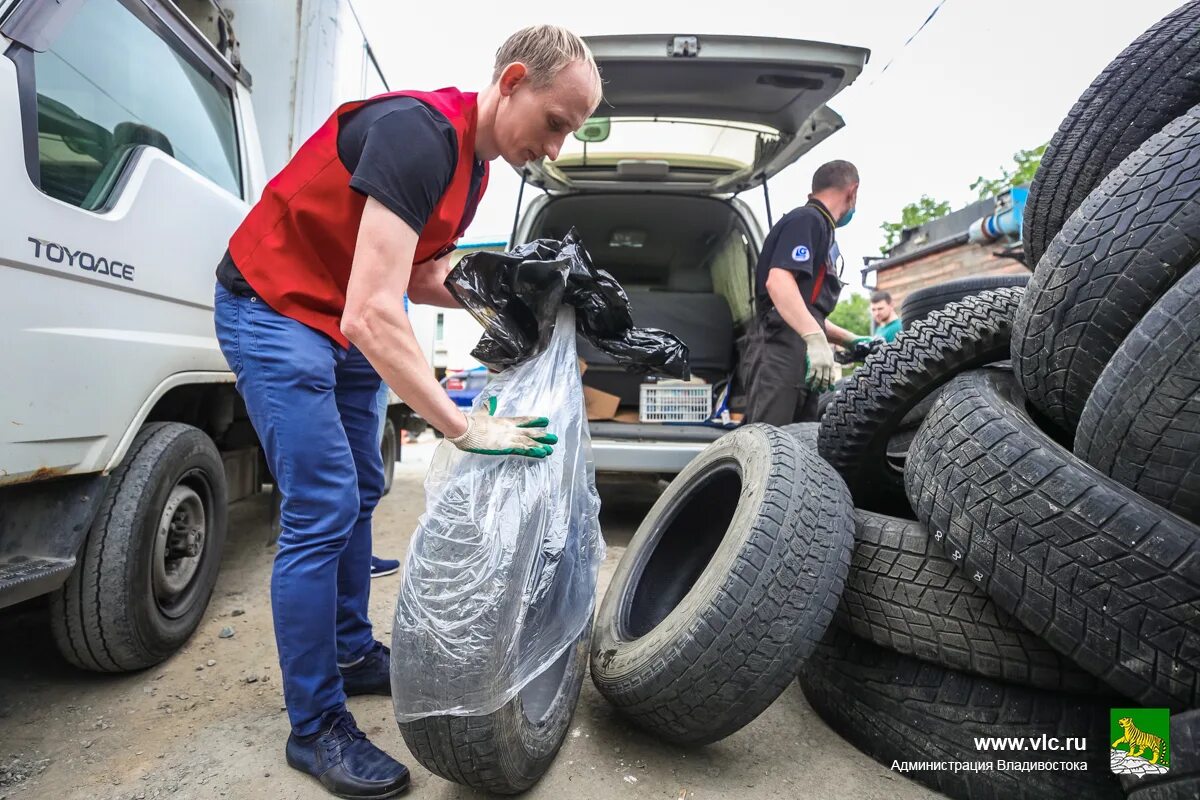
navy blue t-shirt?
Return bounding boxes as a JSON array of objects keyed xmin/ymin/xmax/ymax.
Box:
[
  {"xmin": 217, "ymin": 96, "xmax": 485, "ymax": 295},
  {"xmin": 754, "ymin": 201, "xmax": 842, "ymax": 319}
]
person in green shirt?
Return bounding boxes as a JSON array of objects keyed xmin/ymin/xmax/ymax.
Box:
[{"xmin": 870, "ymin": 290, "xmax": 903, "ymax": 342}]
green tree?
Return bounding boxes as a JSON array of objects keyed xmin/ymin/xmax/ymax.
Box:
[
  {"xmin": 827, "ymin": 293, "xmax": 871, "ymax": 336},
  {"xmin": 879, "ymin": 195, "xmax": 952, "ymax": 254},
  {"xmin": 970, "ymin": 142, "xmax": 1048, "ymax": 200}
]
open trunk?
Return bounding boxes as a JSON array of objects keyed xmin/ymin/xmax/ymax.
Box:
[{"xmin": 525, "ymin": 192, "xmax": 757, "ymax": 443}]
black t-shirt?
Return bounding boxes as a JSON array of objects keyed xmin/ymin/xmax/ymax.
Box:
[
  {"xmin": 217, "ymin": 96, "xmax": 486, "ymax": 296},
  {"xmin": 753, "ymin": 201, "xmax": 843, "ymax": 321}
]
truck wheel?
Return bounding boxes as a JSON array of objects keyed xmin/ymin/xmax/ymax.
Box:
[
  {"xmin": 50, "ymin": 422, "xmax": 227, "ymax": 672},
  {"xmin": 381, "ymin": 418, "xmax": 397, "ymax": 496},
  {"xmin": 590, "ymin": 424, "xmax": 853, "ymax": 744},
  {"xmin": 398, "ymin": 623, "xmax": 591, "ymax": 794}
]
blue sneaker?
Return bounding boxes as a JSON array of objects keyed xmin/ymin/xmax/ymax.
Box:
[
  {"xmin": 370, "ymin": 556, "xmax": 400, "ymax": 578},
  {"xmin": 340, "ymin": 641, "xmax": 391, "ymax": 697},
  {"xmin": 285, "ymin": 708, "xmax": 409, "ymax": 799}
]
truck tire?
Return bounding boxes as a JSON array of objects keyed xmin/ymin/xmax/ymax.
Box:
[
  {"xmin": 797, "ymin": 630, "xmax": 1123, "ymax": 800},
  {"xmin": 590, "ymin": 424, "xmax": 853, "ymax": 744},
  {"xmin": 1121, "ymin": 709, "xmax": 1200, "ymax": 799},
  {"xmin": 398, "ymin": 623, "xmax": 590, "ymax": 794},
  {"xmin": 838, "ymin": 510, "xmax": 1100, "ymax": 693},
  {"xmin": 1075, "ymin": 268, "xmax": 1200, "ymax": 526},
  {"xmin": 819, "ymin": 288, "xmax": 1022, "ymax": 517},
  {"xmin": 1012, "ymin": 104, "xmax": 1200, "ymax": 435},
  {"xmin": 50, "ymin": 423, "xmax": 227, "ymax": 672},
  {"xmin": 899, "ymin": 274, "xmax": 1029, "ymax": 327},
  {"xmin": 381, "ymin": 418, "xmax": 397, "ymax": 496},
  {"xmin": 1023, "ymin": 2, "xmax": 1200, "ymax": 266},
  {"xmin": 904, "ymin": 369, "xmax": 1200, "ymax": 708}
]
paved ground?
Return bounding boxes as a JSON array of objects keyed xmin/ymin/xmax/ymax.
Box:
[{"xmin": 0, "ymin": 436, "xmax": 943, "ymax": 800}]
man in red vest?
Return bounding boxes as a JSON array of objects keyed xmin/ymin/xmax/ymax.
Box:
[{"xmin": 213, "ymin": 26, "xmax": 601, "ymax": 798}]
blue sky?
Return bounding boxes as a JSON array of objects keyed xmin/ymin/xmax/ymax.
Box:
[{"xmin": 357, "ymin": 0, "xmax": 1185, "ymax": 293}]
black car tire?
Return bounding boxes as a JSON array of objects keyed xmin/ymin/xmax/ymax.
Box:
[
  {"xmin": 398, "ymin": 623, "xmax": 591, "ymax": 794},
  {"xmin": 380, "ymin": 417, "xmax": 397, "ymax": 496},
  {"xmin": 1012, "ymin": 104, "xmax": 1200, "ymax": 435},
  {"xmin": 1023, "ymin": 1, "xmax": 1200, "ymax": 266},
  {"xmin": 838, "ymin": 509, "xmax": 1100, "ymax": 693},
  {"xmin": 899, "ymin": 274, "xmax": 1029, "ymax": 327},
  {"xmin": 590, "ymin": 424, "xmax": 853, "ymax": 744},
  {"xmin": 797, "ymin": 630, "xmax": 1122, "ymax": 800},
  {"xmin": 905, "ymin": 369, "xmax": 1200, "ymax": 708},
  {"xmin": 1076, "ymin": 268, "xmax": 1200, "ymax": 526},
  {"xmin": 819, "ymin": 288, "xmax": 1023, "ymax": 517}
]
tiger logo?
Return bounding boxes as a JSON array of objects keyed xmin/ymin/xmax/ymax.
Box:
[{"xmin": 1112, "ymin": 717, "xmax": 1169, "ymax": 767}]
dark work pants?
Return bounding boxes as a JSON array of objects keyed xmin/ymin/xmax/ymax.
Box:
[{"xmin": 744, "ymin": 311, "xmax": 821, "ymax": 426}]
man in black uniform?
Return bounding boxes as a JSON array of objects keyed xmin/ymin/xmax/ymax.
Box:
[{"xmin": 746, "ymin": 160, "xmax": 872, "ymax": 425}]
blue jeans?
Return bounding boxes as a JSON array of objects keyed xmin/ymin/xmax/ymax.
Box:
[{"xmin": 213, "ymin": 283, "xmax": 383, "ymax": 736}]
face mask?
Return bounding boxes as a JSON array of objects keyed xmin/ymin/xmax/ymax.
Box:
[{"xmin": 836, "ymin": 208, "xmax": 855, "ymax": 228}]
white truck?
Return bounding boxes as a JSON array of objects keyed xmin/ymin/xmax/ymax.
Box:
[{"xmin": 0, "ymin": 0, "xmax": 406, "ymax": 670}]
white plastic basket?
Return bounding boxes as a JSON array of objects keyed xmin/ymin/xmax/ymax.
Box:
[{"xmin": 639, "ymin": 381, "xmax": 712, "ymax": 423}]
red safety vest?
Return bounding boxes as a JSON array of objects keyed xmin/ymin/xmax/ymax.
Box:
[{"xmin": 228, "ymin": 87, "xmax": 489, "ymax": 347}]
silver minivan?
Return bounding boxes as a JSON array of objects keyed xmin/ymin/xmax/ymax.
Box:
[{"xmin": 509, "ymin": 34, "xmax": 870, "ymax": 473}]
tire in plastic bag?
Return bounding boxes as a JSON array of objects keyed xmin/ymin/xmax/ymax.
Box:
[{"xmin": 390, "ymin": 306, "xmax": 605, "ymax": 721}]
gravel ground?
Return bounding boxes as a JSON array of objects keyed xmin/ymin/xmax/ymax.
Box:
[{"xmin": 0, "ymin": 435, "xmax": 943, "ymax": 800}]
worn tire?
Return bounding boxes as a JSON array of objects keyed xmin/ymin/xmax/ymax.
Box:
[
  {"xmin": 381, "ymin": 417, "xmax": 397, "ymax": 496},
  {"xmin": 1120, "ymin": 709, "xmax": 1200, "ymax": 799},
  {"xmin": 398, "ymin": 623, "xmax": 590, "ymax": 794},
  {"xmin": 798, "ymin": 630, "xmax": 1122, "ymax": 800},
  {"xmin": 819, "ymin": 288, "xmax": 1023, "ymax": 517},
  {"xmin": 905, "ymin": 369, "xmax": 1200, "ymax": 708},
  {"xmin": 1076, "ymin": 268, "xmax": 1200, "ymax": 526},
  {"xmin": 1024, "ymin": 2, "xmax": 1200, "ymax": 266},
  {"xmin": 1013, "ymin": 104, "xmax": 1200, "ymax": 435},
  {"xmin": 899, "ymin": 274, "xmax": 1029, "ymax": 327},
  {"xmin": 838, "ymin": 510, "xmax": 1100, "ymax": 693},
  {"xmin": 50, "ymin": 423, "xmax": 227, "ymax": 672},
  {"xmin": 590, "ymin": 424, "xmax": 853, "ymax": 744},
  {"xmin": 779, "ymin": 421, "xmax": 820, "ymax": 450}
]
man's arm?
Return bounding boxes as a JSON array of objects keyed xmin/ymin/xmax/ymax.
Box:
[
  {"xmin": 342, "ymin": 197, "xmax": 468, "ymax": 438},
  {"xmin": 765, "ymin": 267, "xmax": 822, "ymax": 336},
  {"xmin": 407, "ymin": 252, "xmax": 461, "ymax": 308},
  {"xmin": 823, "ymin": 318, "xmax": 858, "ymax": 347}
]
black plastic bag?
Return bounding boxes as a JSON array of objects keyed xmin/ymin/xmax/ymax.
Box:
[{"xmin": 445, "ymin": 229, "xmax": 690, "ymax": 379}]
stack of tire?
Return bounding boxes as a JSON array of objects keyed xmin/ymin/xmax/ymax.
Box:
[{"xmin": 800, "ymin": 5, "xmax": 1200, "ymax": 800}]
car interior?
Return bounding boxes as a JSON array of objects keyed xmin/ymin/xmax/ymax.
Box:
[{"xmin": 528, "ymin": 192, "xmax": 758, "ymax": 434}]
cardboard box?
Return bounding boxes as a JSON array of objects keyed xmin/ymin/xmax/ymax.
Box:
[
  {"xmin": 613, "ymin": 409, "xmax": 642, "ymax": 424},
  {"xmin": 583, "ymin": 385, "xmax": 620, "ymax": 420},
  {"xmin": 577, "ymin": 357, "xmax": 587, "ymax": 376}
]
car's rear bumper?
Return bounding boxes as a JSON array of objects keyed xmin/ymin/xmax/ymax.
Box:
[{"xmin": 588, "ymin": 423, "xmax": 732, "ymax": 473}]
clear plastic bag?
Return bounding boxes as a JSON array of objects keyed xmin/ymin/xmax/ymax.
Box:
[{"xmin": 391, "ymin": 307, "xmax": 605, "ymax": 720}]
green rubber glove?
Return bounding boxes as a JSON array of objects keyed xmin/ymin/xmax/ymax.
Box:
[{"xmin": 447, "ymin": 395, "xmax": 558, "ymax": 458}]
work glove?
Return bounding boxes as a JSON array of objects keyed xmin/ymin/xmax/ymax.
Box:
[
  {"xmin": 802, "ymin": 331, "xmax": 836, "ymax": 392},
  {"xmin": 841, "ymin": 335, "xmax": 884, "ymax": 364},
  {"xmin": 447, "ymin": 396, "xmax": 558, "ymax": 458}
]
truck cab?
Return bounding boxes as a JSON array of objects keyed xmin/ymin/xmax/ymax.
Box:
[{"xmin": 0, "ymin": 0, "xmax": 401, "ymax": 671}]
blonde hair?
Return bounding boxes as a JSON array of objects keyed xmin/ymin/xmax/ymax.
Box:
[{"xmin": 492, "ymin": 25, "xmax": 599, "ymax": 91}]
